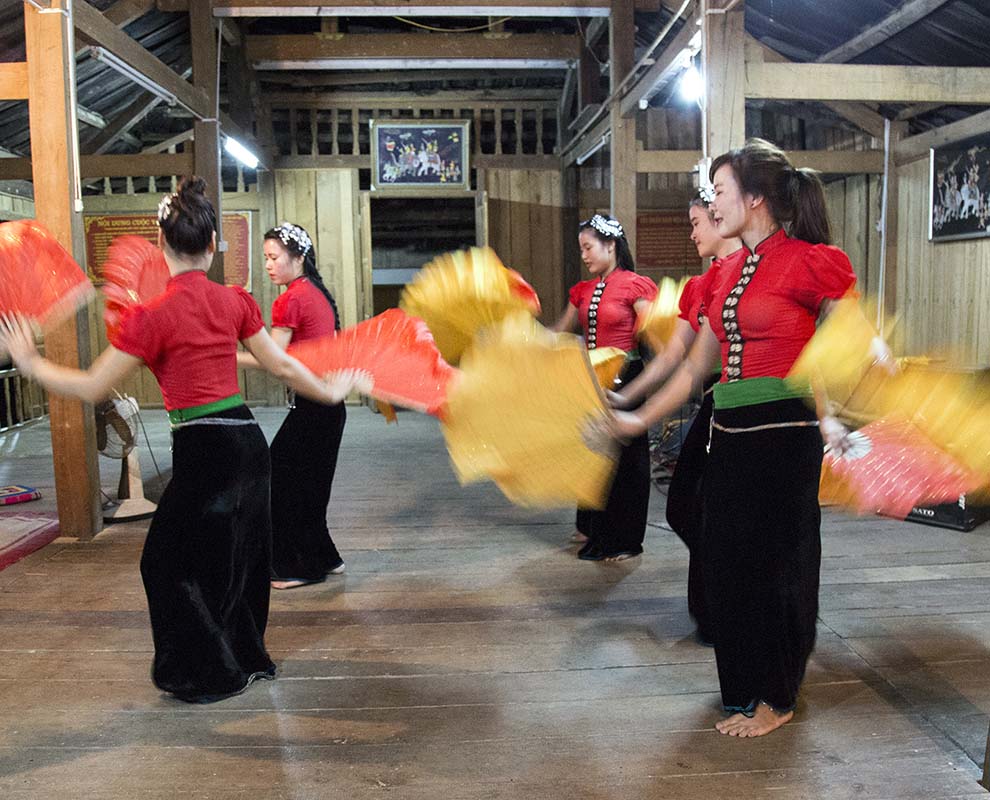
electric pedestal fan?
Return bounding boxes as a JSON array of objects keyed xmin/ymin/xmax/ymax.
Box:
[{"xmin": 95, "ymin": 394, "xmax": 157, "ymax": 523}]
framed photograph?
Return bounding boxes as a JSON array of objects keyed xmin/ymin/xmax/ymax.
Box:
[
  {"xmin": 370, "ymin": 120, "xmax": 470, "ymax": 191},
  {"xmin": 930, "ymin": 131, "xmax": 990, "ymax": 242}
]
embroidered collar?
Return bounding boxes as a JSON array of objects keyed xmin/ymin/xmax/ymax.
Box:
[{"xmin": 744, "ymin": 228, "xmax": 788, "ymax": 257}]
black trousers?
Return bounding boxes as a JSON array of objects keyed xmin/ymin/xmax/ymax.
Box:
[
  {"xmin": 665, "ymin": 374, "xmax": 719, "ymax": 639},
  {"xmin": 269, "ymin": 396, "xmax": 347, "ymax": 581},
  {"xmin": 141, "ymin": 406, "xmax": 274, "ymax": 701},
  {"xmin": 701, "ymin": 398, "xmax": 823, "ymax": 713},
  {"xmin": 576, "ymin": 359, "xmax": 651, "ymax": 556}
]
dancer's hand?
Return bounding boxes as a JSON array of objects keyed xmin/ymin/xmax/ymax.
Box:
[
  {"xmin": 820, "ymin": 414, "xmax": 852, "ymax": 456},
  {"xmin": 322, "ymin": 368, "xmax": 373, "ymax": 403},
  {"xmin": 0, "ymin": 314, "xmax": 40, "ymax": 377},
  {"xmin": 611, "ymin": 410, "xmax": 648, "ymax": 441},
  {"xmin": 869, "ymin": 336, "xmax": 897, "ymax": 375},
  {"xmin": 606, "ymin": 389, "xmax": 633, "ymax": 410}
]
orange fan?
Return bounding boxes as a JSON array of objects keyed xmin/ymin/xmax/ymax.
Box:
[
  {"xmin": 587, "ymin": 347, "xmax": 627, "ymax": 390},
  {"xmin": 637, "ymin": 276, "xmax": 689, "ymax": 350},
  {"xmin": 101, "ymin": 235, "xmax": 170, "ymax": 341},
  {"xmin": 288, "ymin": 308, "xmax": 457, "ymax": 416},
  {"xmin": 399, "ymin": 246, "xmax": 541, "ymax": 364},
  {"xmin": 0, "ymin": 219, "xmax": 94, "ymax": 326},
  {"xmin": 825, "ymin": 417, "xmax": 984, "ymax": 519}
]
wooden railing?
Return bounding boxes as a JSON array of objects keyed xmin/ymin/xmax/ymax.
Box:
[
  {"xmin": 270, "ymin": 103, "xmax": 561, "ymax": 158},
  {"xmin": 0, "ymin": 367, "xmax": 47, "ymax": 433}
]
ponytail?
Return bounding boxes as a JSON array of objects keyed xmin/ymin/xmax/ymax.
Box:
[{"xmin": 788, "ymin": 168, "xmax": 831, "ymax": 245}]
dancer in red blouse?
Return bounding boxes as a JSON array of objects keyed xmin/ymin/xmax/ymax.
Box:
[
  {"xmin": 553, "ymin": 214, "xmax": 657, "ymax": 561},
  {"xmin": 611, "ymin": 140, "xmax": 867, "ymax": 736},
  {"xmin": 240, "ymin": 222, "xmax": 349, "ymax": 589},
  {"xmin": 0, "ymin": 177, "xmax": 359, "ymax": 703},
  {"xmin": 612, "ymin": 193, "xmax": 741, "ymax": 643}
]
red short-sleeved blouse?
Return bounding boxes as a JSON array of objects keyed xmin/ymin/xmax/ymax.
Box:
[
  {"xmin": 568, "ymin": 269, "xmax": 657, "ymax": 351},
  {"xmin": 271, "ymin": 277, "xmax": 336, "ymax": 343},
  {"xmin": 111, "ymin": 270, "xmax": 264, "ymax": 410},
  {"xmin": 705, "ymin": 230, "xmax": 856, "ymax": 382}
]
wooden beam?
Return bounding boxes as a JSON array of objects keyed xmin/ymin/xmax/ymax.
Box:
[
  {"xmin": 817, "ymin": 0, "xmax": 953, "ymax": 63},
  {"xmin": 274, "ymin": 91, "xmax": 558, "ymax": 107},
  {"xmin": 24, "ymin": 0, "xmax": 102, "ymax": 540},
  {"xmin": 257, "ymin": 68, "xmax": 563, "ymax": 88},
  {"xmin": 610, "ymin": 0, "xmax": 636, "ymax": 249},
  {"xmin": 882, "ymin": 121, "xmax": 907, "ymax": 320},
  {"xmin": 0, "ymin": 62, "xmax": 28, "ymax": 100},
  {"xmin": 212, "ymin": 0, "xmax": 613, "ymax": 15},
  {"xmin": 73, "ymin": 0, "xmax": 213, "ymax": 119},
  {"xmin": 191, "ymin": 0, "xmax": 224, "ymax": 284},
  {"xmin": 75, "ymin": 104, "xmax": 108, "ymax": 130},
  {"xmin": 895, "ymin": 107, "xmax": 990, "ymax": 165},
  {"xmin": 75, "ymin": 0, "xmax": 156, "ymax": 49},
  {"xmin": 746, "ymin": 62, "xmax": 990, "ymax": 104},
  {"xmin": 705, "ymin": 0, "xmax": 745, "ymax": 157},
  {"xmin": 245, "ymin": 33, "xmax": 581, "ymax": 67},
  {"xmin": 745, "ymin": 36, "xmax": 886, "ymax": 139},
  {"xmin": 636, "ymin": 148, "xmax": 884, "ymax": 174},
  {"xmin": 0, "ymin": 152, "xmax": 195, "ymax": 181},
  {"xmin": 620, "ymin": 16, "xmax": 697, "ymax": 118},
  {"xmin": 894, "ymin": 102, "xmax": 944, "ymax": 121},
  {"xmin": 561, "ymin": 112, "xmax": 610, "ymax": 167}
]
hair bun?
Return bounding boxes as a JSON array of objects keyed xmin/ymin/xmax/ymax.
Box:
[{"xmin": 177, "ymin": 175, "xmax": 207, "ymax": 199}]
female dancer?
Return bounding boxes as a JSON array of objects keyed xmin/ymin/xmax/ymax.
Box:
[
  {"xmin": 611, "ymin": 139, "xmax": 859, "ymax": 736},
  {"xmin": 553, "ymin": 214, "xmax": 657, "ymax": 561},
  {"xmin": 242, "ymin": 222, "xmax": 348, "ymax": 589},
  {"xmin": 611, "ymin": 192, "xmax": 741, "ymax": 643},
  {"xmin": 0, "ymin": 177, "xmax": 358, "ymax": 703}
]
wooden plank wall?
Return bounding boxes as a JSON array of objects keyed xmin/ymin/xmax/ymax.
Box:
[
  {"xmin": 896, "ymin": 158, "xmax": 990, "ymax": 364},
  {"xmin": 824, "ymin": 174, "xmax": 883, "ymax": 297},
  {"xmin": 483, "ymin": 167, "xmax": 576, "ymax": 324},
  {"xmin": 273, "ymin": 168, "xmax": 367, "ymax": 331},
  {"xmin": 80, "ymin": 184, "xmax": 280, "ymax": 408}
]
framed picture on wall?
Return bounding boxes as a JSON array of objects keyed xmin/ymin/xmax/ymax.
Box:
[
  {"xmin": 930, "ymin": 132, "xmax": 990, "ymax": 242},
  {"xmin": 370, "ymin": 120, "xmax": 470, "ymax": 191}
]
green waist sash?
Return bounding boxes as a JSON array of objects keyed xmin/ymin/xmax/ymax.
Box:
[
  {"xmin": 713, "ymin": 377, "xmax": 811, "ymax": 410},
  {"xmin": 167, "ymin": 393, "xmax": 244, "ymax": 424}
]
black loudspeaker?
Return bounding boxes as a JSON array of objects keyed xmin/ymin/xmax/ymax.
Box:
[{"xmin": 905, "ymin": 494, "xmax": 990, "ymax": 532}]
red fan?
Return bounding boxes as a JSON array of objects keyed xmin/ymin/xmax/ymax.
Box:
[
  {"xmin": 507, "ymin": 268, "xmax": 542, "ymax": 314},
  {"xmin": 0, "ymin": 220, "xmax": 94, "ymax": 326},
  {"xmin": 288, "ymin": 308, "xmax": 458, "ymax": 416},
  {"xmin": 101, "ymin": 236, "xmax": 170, "ymax": 341},
  {"xmin": 825, "ymin": 417, "xmax": 984, "ymax": 519}
]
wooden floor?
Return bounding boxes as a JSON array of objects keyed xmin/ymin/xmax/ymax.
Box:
[{"xmin": 1, "ymin": 407, "xmax": 988, "ymax": 799}]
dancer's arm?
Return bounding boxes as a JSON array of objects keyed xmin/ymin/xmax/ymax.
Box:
[
  {"xmin": 0, "ymin": 314, "xmax": 141, "ymax": 403},
  {"xmin": 550, "ymin": 304, "xmax": 579, "ymax": 333},
  {"xmin": 237, "ymin": 327, "xmax": 291, "ymax": 370},
  {"xmin": 611, "ymin": 322, "xmax": 721, "ymax": 439},
  {"xmin": 242, "ymin": 327, "xmax": 361, "ymax": 404},
  {"xmin": 609, "ymin": 318, "xmax": 696, "ymax": 409}
]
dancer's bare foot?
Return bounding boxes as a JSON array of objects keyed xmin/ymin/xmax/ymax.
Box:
[
  {"xmin": 570, "ymin": 531, "xmax": 589, "ymax": 544},
  {"xmin": 715, "ymin": 703, "xmax": 793, "ymax": 737}
]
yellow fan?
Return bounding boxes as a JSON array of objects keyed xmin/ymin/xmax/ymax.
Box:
[
  {"xmin": 400, "ymin": 246, "xmax": 541, "ymax": 364},
  {"xmin": 637, "ymin": 276, "xmax": 690, "ymax": 350},
  {"xmin": 441, "ymin": 314, "xmax": 619, "ymax": 509},
  {"xmin": 587, "ymin": 347, "xmax": 627, "ymax": 390}
]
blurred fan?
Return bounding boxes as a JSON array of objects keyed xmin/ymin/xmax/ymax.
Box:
[
  {"xmin": 824, "ymin": 416, "xmax": 984, "ymax": 519},
  {"xmin": 441, "ymin": 314, "xmax": 618, "ymax": 509},
  {"xmin": 101, "ymin": 235, "xmax": 170, "ymax": 341},
  {"xmin": 399, "ymin": 246, "xmax": 541, "ymax": 364},
  {"xmin": 0, "ymin": 220, "xmax": 94, "ymax": 327},
  {"xmin": 587, "ymin": 346, "xmax": 627, "ymax": 390},
  {"xmin": 637, "ymin": 276, "xmax": 689, "ymax": 351},
  {"xmin": 288, "ymin": 308, "xmax": 456, "ymax": 416}
]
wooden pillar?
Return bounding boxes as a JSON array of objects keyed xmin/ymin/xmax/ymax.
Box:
[
  {"xmin": 609, "ymin": 0, "xmax": 637, "ymax": 253},
  {"xmin": 881, "ymin": 120, "xmax": 907, "ymax": 325},
  {"xmin": 190, "ymin": 0, "xmax": 224, "ymax": 283},
  {"xmin": 24, "ymin": 0, "xmax": 102, "ymax": 539},
  {"xmin": 703, "ymin": 0, "xmax": 746, "ymax": 160}
]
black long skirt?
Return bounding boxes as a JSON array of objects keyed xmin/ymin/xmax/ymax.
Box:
[
  {"xmin": 665, "ymin": 373, "xmax": 719, "ymax": 640},
  {"xmin": 140, "ymin": 405, "xmax": 275, "ymax": 702},
  {"xmin": 701, "ymin": 398, "xmax": 823, "ymax": 714},
  {"xmin": 269, "ymin": 396, "xmax": 346, "ymax": 581},
  {"xmin": 577, "ymin": 359, "xmax": 651, "ymax": 557}
]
